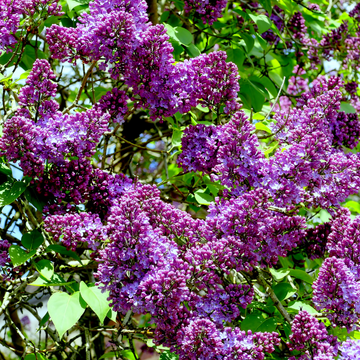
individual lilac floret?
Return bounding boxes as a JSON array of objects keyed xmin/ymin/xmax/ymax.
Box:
[
  {"xmin": 18, "ymin": 59, "xmax": 57, "ymax": 107},
  {"xmin": 312, "ymin": 257, "xmax": 360, "ymax": 331},
  {"xmin": 184, "ymin": 0, "xmax": 228, "ymax": 25},
  {"xmin": 287, "ymin": 310, "xmax": 339, "ymax": 360},
  {"xmin": 95, "ymin": 88, "xmax": 129, "ymax": 124},
  {"xmin": 44, "ymin": 212, "xmax": 107, "ymax": 251},
  {"xmin": 338, "ymin": 339, "xmax": 360, "ymax": 360}
]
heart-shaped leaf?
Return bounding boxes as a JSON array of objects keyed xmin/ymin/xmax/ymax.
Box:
[
  {"xmin": 80, "ymin": 281, "xmax": 111, "ymax": 324},
  {"xmin": 9, "ymin": 245, "xmax": 36, "ymax": 267},
  {"xmin": 22, "ymin": 229, "xmax": 44, "ymax": 250},
  {"xmin": 48, "ymin": 292, "xmax": 86, "ymax": 339}
]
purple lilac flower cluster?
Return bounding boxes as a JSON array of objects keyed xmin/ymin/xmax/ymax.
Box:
[
  {"xmin": 179, "ymin": 78, "xmax": 360, "ymax": 208},
  {"xmin": 301, "ymin": 223, "xmax": 331, "ymax": 260},
  {"xmin": 0, "ymin": 239, "xmax": 10, "ymax": 267},
  {"xmin": 261, "ymin": 6, "xmax": 284, "ymax": 44},
  {"xmin": 178, "ymin": 111, "xmax": 263, "ymax": 195},
  {"xmin": 183, "ymin": 0, "xmax": 228, "ymax": 25},
  {"xmin": 0, "ymin": 59, "xmax": 110, "ymax": 211},
  {"xmin": 46, "ymin": 0, "xmax": 239, "ymax": 119},
  {"xmin": 44, "ymin": 212, "xmax": 107, "ymax": 251},
  {"xmin": 0, "ymin": 0, "xmax": 63, "ymax": 52},
  {"xmin": 95, "ymin": 88, "xmax": 129, "ymax": 124},
  {"xmin": 313, "ymin": 256, "xmax": 360, "ymax": 331},
  {"xmin": 94, "ymin": 182, "xmax": 283, "ymax": 359},
  {"xmin": 338, "ymin": 339, "xmax": 360, "ymax": 359},
  {"xmin": 287, "ymin": 12, "xmax": 307, "ymax": 40},
  {"xmin": 287, "ymin": 310, "xmax": 339, "ymax": 360},
  {"xmin": 205, "ymin": 188, "xmax": 306, "ymax": 270}
]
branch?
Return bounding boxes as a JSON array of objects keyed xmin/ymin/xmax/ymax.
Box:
[{"xmin": 255, "ymin": 268, "xmax": 292, "ymax": 324}]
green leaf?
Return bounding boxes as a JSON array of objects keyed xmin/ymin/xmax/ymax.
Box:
[
  {"xmin": 0, "ymin": 180, "xmax": 28, "ymax": 206},
  {"xmin": 240, "ymin": 32, "xmax": 255, "ymax": 53},
  {"xmin": 48, "ymin": 292, "xmax": 86, "ymax": 339},
  {"xmin": 289, "ymin": 269, "xmax": 313, "ymax": 284},
  {"xmin": 194, "ymin": 190, "xmax": 213, "ymax": 205},
  {"xmin": 255, "ymin": 122, "xmax": 272, "ymax": 134},
  {"xmin": 160, "ymin": 352, "xmax": 179, "ymax": 360},
  {"xmin": 174, "ymin": 27, "xmax": 192, "ymax": 45},
  {"xmin": 46, "ymin": 244, "xmax": 82, "ymax": 263},
  {"xmin": 226, "ymin": 48, "xmax": 245, "ymax": 69},
  {"xmin": 256, "ymin": 76, "xmax": 278, "ymax": 99},
  {"xmin": 172, "ymin": 129, "xmax": 183, "ymax": 148},
  {"xmin": 258, "ymin": 0, "xmax": 272, "ymax": 15},
  {"xmin": 185, "ymin": 43, "xmax": 200, "ymax": 58},
  {"xmin": 107, "ymin": 309, "xmax": 117, "ymax": 322},
  {"xmin": 248, "ymin": 14, "xmax": 272, "ymax": 34},
  {"xmin": 121, "ymin": 350, "xmax": 137, "ymax": 360},
  {"xmin": 24, "ymin": 354, "xmax": 47, "ymax": 360},
  {"xmin": 343, "ymin": 200, "xmax": 360, "ymax": 214},
  {"xmin": 38, "ymin": 312, "xmax": 50, "ymax": 329},
  {"xmin": 272, "ymin": 283, "xmax": 296, "ymax": 301},
  {"xmin": 9, "ymin": 245, "xmax": 37, "ymax": 267},
  {"xmin": 256, "ymin": 317, "xmax": 278, "ymax": 332},
  {"xmin": 16, "ymin": 69, "xmax": 31, "ymax": 81},
  {"xmin": 20, "ymin": 46, "xmax": 46, "ymax": 70},
  {"xmin": 35, "ymin": 260, "xmax": 54, "ymax": 280},
  {"xmin": 25, "ymin": 187, "xmax": 46, "ymax": 212},
  {"xmin": 340, "ymin": 102, "xmax": 356, "ymax": 114},
  {"xmin": 270, "ymin": 268, "xmax": 290, "ymax": 281},
  {"xmin": 30, "ymin": 273, "xmax": 75, "ymax": 287},
  {"xmin": 21, "ymin": 229, "xmax": 44, "ymax": 251},
  {"xmin": 0, "ymin": 163, "xmax": 12, "ymax": 176},
  {"xmin": 241, "ymin": 311, "xmax": 266, "ymax": 332},
  {"xmin": 164, "ymin": 24, "xmax": 181, "ymax": 46},
  {"xmin": 67, "ymin": 0, "xmax": 89, "ymax": 11},
  {"xmin": 287, "ymin": 301, "xmax": 320, "ymax": 315},
  {"xmin": 80, "ymin": 281, "xmax": 111, "ymax": 324},
  {"xmin": 99, "ymin": 353, "xmax": 117, "ymax": 359}
]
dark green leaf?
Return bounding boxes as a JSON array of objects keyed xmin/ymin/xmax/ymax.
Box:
[
  {"xmin": 174, "ymin": 27, "xmax": 192, "ymax": 45},
  {"xmin": 256, "ymin": 317, "xmax": 278, "ymax": 332},
  {"xmin": 67, "ymin": 0, "xmax": 89, "ymax": 11},
  {"xmin": 289, "ymin": 269, "xmax": 313, "ymax": 284},
  {"xmin": 172, "ymin": 129, "xmax": 183, "ymax": 148},
  {"xmin": 241, "ymin": 311, "xmax": 266, "ymax": 332},
  {"xmin": 0, "ymin": 180, "xmax": 28, "ymax": 206},
  {"xmin": 48, "ymin": 291, "xmax": 86, "ymax": 338},
  {"xmin": 240, "ymin": 32, "xmax": 255, "ymax": 53},
  {"xmin": 226, "ymin": 48, "xmax": 245, "ymax": 69},
  {"xmin": 38, "ymin": 312, "xmax": 50, "ymax": 329},
  {"xmin": 30, "ymin": 273, "xmax": 75, "ymax": 287},
  {"xmin": 21, "ymin": 229, "xmax": 44, "ymax": 251},
  {"xmin": 258, "ymin": 0, "xmax": 272, "ymax": 15},
  {"xmin": 272, "ymin": 283, "xmax": 296, "ymax": 301},
  {"xmin": 25, "ymin": 187, "xmax": 46, "ymax": 212},
  {"xmin": 46, "ymin": 244, "xmax": 82, "ymax": 263},
  {"xmin": 185, "ymin": 43, "xmax": 200, "ymax": 58}
]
